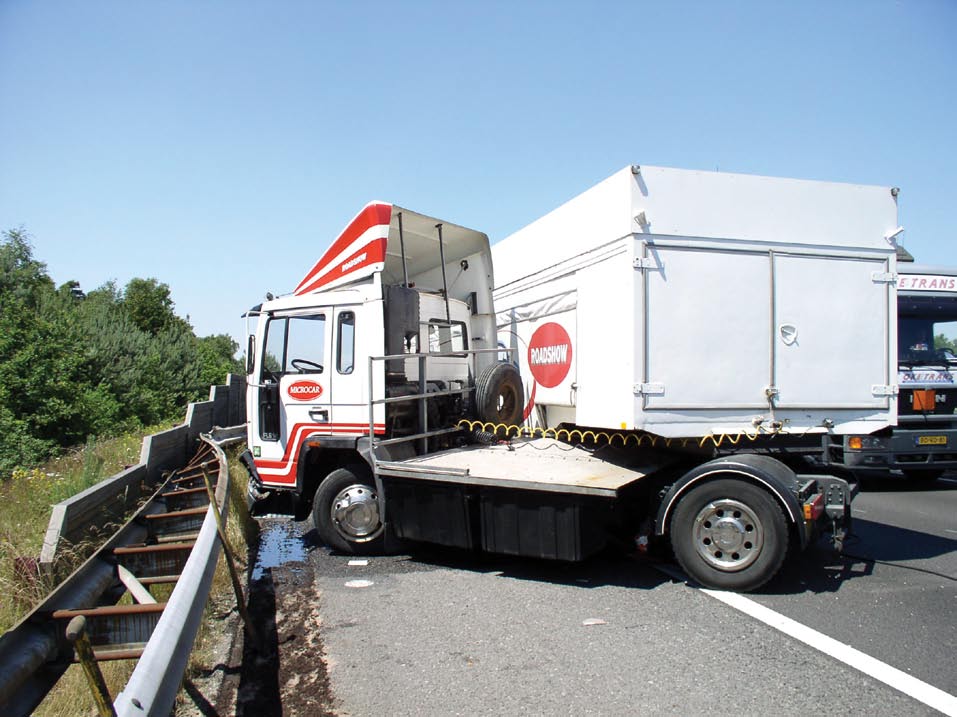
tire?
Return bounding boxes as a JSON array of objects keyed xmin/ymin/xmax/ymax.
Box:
[
  {"xmin": 670, "ymin": 478, "xmax": 788, "ymax": 592},
  {"xmin": 475, "ymin": 362, "xmax": 524, "ymax": 426},
  {"xmin": 312, "ymin": 465, "xmax": 385, "ymax": 554}
]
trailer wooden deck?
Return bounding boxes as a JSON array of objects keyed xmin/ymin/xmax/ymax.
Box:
[{"xmin": 375, "ymin": 438, "xmax": 668, "ymax": 497}]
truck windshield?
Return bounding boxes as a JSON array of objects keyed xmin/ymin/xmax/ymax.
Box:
[{"xmin": 898, "ymin": 294, "xmax": 957, "ymax": 367}]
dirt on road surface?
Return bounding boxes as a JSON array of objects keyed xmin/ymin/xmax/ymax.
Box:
[{"xmin": 177, "ymin": 519, "xmax": 337, "ymax": 717}]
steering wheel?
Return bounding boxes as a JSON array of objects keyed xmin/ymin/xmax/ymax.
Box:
[{"xmin": 291, "ymin": 358, "xmax": 323, "ymax": 373}]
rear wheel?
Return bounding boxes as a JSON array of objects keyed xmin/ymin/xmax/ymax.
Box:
[
  {"xmin": 670, "ymin": 479, "xmax": 788, "ymax": 592},
  {"xmin": 312, "ymin": 465, "xmax": 385, "ymax": 554}
]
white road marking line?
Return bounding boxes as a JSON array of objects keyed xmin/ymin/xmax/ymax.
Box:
[
  {"xmin": 658, "ymin": 567, "xmax": 957, "ymax": 716},
  {"xmin": 945, "ymin": 529, "xmax": 957, "ymax": 535}
]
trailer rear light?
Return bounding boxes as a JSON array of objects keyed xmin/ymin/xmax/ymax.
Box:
[{"xmin": 803, "ymin": 493, "xmax": 824, "ymax": 521}]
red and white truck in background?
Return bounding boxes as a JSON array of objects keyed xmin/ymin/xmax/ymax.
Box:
[
  {"xmin": 827, "ymin": 263, "xmax": 957, "ymax": 482},
  {"xmin": 241, "ymin": 165, "xmax": 901, "ymax": 591}
]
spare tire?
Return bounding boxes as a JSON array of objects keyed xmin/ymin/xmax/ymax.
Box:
[{"xmin": 476, "ymin": 362, "xmax": 524, "ymax": 426}]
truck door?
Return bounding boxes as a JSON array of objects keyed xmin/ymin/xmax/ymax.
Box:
[
  {"xmin": 256, "ymin": 311, "xmax": 332, "ymax": 486},
  {"xmin": 330, "ymin": 302, "xmax": 386, "ymax": 435},
  {"xmin": 772, "ymin": 254, "xmax": 891, "ymax": 408}
]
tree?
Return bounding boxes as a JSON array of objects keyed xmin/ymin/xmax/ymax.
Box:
[
  {"xmin": 0, "ymin": 229, "xmax": 240, "ymax": 476},
  {"xmin": 121, "ymin": 278, "xmax": 178, "ymax": 336},
  {"xmin": 196, "ymin": 334, "xmax": 244, "ymax": 389},
  {"xmin": 935, "ymin": 333, "xmax": 957, "ymax": 352},
  {"xmin": 0, "ymin": 228, "xmax": 53, "ymax": 307},
  {"xmin": 0, "ymin": 230, "xmax": 104, "ymax": 467}
]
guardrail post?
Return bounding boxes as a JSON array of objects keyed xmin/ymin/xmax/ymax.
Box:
[
  {"xmin": 65, "ymin": 616, "xmax": 116, "ymax": 717},
  {"xmin": 200, "ymin": 464, "xmax": 260, "ymax": 647}
]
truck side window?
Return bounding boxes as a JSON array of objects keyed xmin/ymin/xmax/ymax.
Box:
[
  {"xmin": 262, "ymin": 314, "xmax": 326, "ymax": 377},
  {"xmin": 337, "ymin": 312, "xmax": 355, "ymax": 374}
]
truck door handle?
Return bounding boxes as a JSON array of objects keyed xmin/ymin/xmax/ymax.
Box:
[
  {"xmin": 309, "ymin": 409, "xmax": 329, "ymax": 422},
  {"xmin": 779, "ymin": 324, "xmax": 798, "ymax": 346}
]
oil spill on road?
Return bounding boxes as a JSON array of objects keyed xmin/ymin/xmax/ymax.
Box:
[{"xmin": 251, "ymin": 517, "xmax": 309, "ymax": 580}]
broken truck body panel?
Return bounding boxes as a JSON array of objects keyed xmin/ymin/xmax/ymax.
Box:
[
  {"xmin": 493, "ymin": 164, "xmax": 899, "ymax": 438},
  {"xmin": 244, "ymin": 165, "xmax": 899, "ymax": 591}
]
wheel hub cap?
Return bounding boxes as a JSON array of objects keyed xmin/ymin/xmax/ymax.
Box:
[
  {"xmin": 331, "ymin": 484, "xmax": 382, "ymax": 541},
  {"xmin": 693, "ymin": 498, "xmax": 764, "ymax": 572}
]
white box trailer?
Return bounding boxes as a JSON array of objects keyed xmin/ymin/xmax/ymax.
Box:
[
  {"xmin": 493, "ymin": 164, "xmax": 899, "ymax": 438},
  {"xmin": 243, "ymin": 165, "xmax": 900, "ymax": 592}
]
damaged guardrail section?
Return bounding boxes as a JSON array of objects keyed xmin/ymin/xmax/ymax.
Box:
[
  {"xmin": 114, "ymin": 427, "xmax": 243, "ymax": 717},
  {"xmin": 40, "ymin": 374, "xmax": 246, "ymax": 572}
]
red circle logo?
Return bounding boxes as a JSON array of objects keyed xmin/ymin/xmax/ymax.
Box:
[
  {"xmin": 527, "ymin": 322, "xmax": 573, "ymax": 388},
  {"xmin": 287, "ymin": 380, "xmax": 324, "ymax": 401}
]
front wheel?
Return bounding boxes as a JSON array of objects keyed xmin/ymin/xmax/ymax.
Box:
[
  {"xmin": 312, "ymin": 465, "xmax": 385, "ymax": 554},
  {"xmin": 670, "ymin": 479, "xmax": 789, "ymax": 592}
]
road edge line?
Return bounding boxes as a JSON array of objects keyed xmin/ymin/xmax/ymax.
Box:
[{"xmin": 658, "ymin": 567, "xmax": 957, "ymax": 716}]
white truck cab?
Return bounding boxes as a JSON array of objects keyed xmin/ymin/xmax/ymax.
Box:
[{"xmin": 244, "ymin": 202, "xmax": 505, "ymax": 493}]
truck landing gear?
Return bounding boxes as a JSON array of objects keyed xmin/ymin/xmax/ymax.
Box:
[
  {"xmin": 670, "ymin": 479, "xmax": 789, "ymax": 592},
  {"xmin": 313, "ymin": 466, "xmax": 385, "ymax": 554}
]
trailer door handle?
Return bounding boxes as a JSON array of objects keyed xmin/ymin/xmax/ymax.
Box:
[{"xmin": 309, "ymin": 409, "xmax": 329, "ymax": 422}]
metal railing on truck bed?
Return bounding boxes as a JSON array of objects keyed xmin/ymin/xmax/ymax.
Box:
[{"xmin": 366, "ymin": 347, "xmax": 508, "ymax": 458}]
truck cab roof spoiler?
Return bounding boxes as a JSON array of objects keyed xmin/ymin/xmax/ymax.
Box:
[{"xmin": 293, "ymin": 202, "xmax": 490, "ymax": 296}]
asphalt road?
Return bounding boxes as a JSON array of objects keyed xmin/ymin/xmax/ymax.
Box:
[
  {"xmin": 748, "ymin": 474, "xmax": 957, "ymax": 694},
  {"xmin": 251, "ymin": 473, "xmax": 954, "ymax": 716}
]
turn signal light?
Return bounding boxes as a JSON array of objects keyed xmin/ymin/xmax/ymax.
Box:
[
  {"xmin": 848, "ymin": 436, "xmax": 863, "ymax": 450},
  {"xmin": 913, "ymin": 389, "xmax": 936, "ymax": 412}
]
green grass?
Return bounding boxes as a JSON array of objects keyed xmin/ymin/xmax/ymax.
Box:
[{"xmin": 0, "ymin": 424, "xmax": 173, "ymax": 633}]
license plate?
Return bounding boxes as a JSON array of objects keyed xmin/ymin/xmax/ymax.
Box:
[{"xmin": 916, "ymin": 435, "xmax": 947, "ymax": 446}]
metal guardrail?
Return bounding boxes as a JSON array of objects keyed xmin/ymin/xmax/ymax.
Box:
[
  {"xmin": 114, "ymin": 427, "xmax": 243, "ymax": 716},
  {"xmin": 0, "ymin": 426, "xmax": 246, "ymax": 716}
]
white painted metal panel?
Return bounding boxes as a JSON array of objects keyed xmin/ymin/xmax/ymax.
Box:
[
  {"xmin": 773, "ymin": 254, "xmax": 890, "ymax": 408},
  {"xmin": 492, "ymin": 170, "xmax": 634, "ymax": 289},
  {"xmin": 494, "ymin": 165, "xmax": 899, "ymax": 296},
  {"xmin": 575, "ymin": 241, "xmax": 634, "ymax": 427},
  {"xmin": 643, "ymin": 247, "xmax": 772, "ymax": 410},
  {"xmin": 631, "ymin": 166, "xmax": 898, "ymax": 249}
]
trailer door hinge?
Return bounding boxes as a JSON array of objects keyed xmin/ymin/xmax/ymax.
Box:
[
  {"xmin": 871, "ymin": 384, "xmax": 899, "ymax": 397},
  {"xmin": 634, "ymin": 382, "xmax": 665, "ymax": 396},
  {"xmin": 871, "ymin": 271, "xmax": 897, "ymax": 284},
  {"xmin": 633, "ymin": 257, "xmax": 658, "ymax": 270}
]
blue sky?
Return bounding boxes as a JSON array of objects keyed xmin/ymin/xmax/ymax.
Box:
[{"xmin": 1, "ymin": 1, "xmax": 955, "ymax": 347}]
